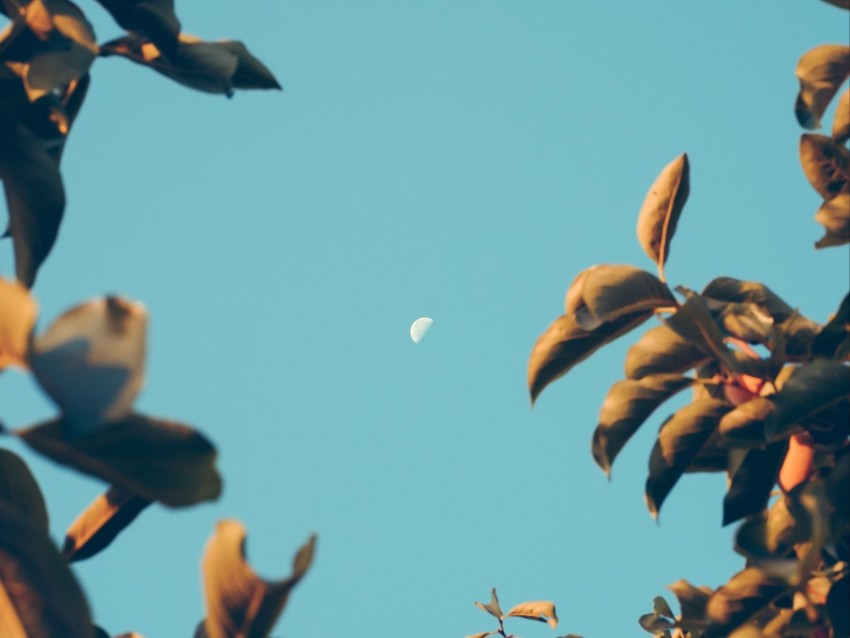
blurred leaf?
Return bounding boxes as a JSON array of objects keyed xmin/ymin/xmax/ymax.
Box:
[
  {"xmin": 100, "ymin": 33, "xmax": 280, "ymax": 97},
  {"xmin": 0, "ymin": 448, "xmax": 48, "ymax": 532},
  {"xmin": 701, "ymin": 278, "xmax": 794, "ymax": 322},
  {"xmin": 719, "ymin": 304, "xmax": 774, "ymax": 345},
  {"xmin": 31, "ymin": 296, "xmax": 147, "ymax": 436},
  {"xmin": 17, "ymin": 413, "xmax": 221, "ymax": 507},
  {"xmin": 528, "ymin": 310, "xmax": 653, "ymax": 403},
  {"xmin": 834, "ymin": 89, "xmax": 850, "ymax": 144},
  {"xmin": 811, "ymin": 292, "xmax": 849, "ymax": 360},
  {"xmin": 505, "ymin": 600, "xmax": 558, "ymax": 628},
  {"xmin": 814, "ymin": 191, "xmax": 850, "ymax": 248},
  {"xmin": 638, "ymin": 612, "xmax": 677, "ymax": 633},
  {"xmin": 668, "ymin": 579, "xmax": 713, "ymax": 627},
  {"xmin": 653, "ymin": 596, "xmax": 675, "ymax": 619},
  {"xmin": 703, "ymin": 568, "xmax": 789, "ymax": 638},
  {"xmin": 646, "ymin": 399, "xmax": 731, "ymax": 517},
  {"xmin": 592, "ymin": 374, "xmax": 693, "ymax": 475},
  {"xmin": 826, "ymin": 575, "xmax": 849, "ymax": 637},
  {"xmin": 624, "ymin": 325, "xmax": 709, "ymax": 380},
  {"xmin": 201, "ymin": 521, "xmax": 315, "ymax": 638},
  {"xmin": 94, "ymin": 0, "xmax": 180, "ymax": 56},
  {"xmin": 565, "ymin": 264, "xmax": 674, "ymax": 331},
  {"xmin": 723, "ymin": 443, "xmax": 786, "ymax": 526},
  {"xmin": 735, "ymin": 493, "xmax": 810, "ymax": 560},
  {"xmin": 474, "ymin": 588, "xmax": 504, "ymax": 619},
  {"xmin": 766, "ymin": 360, "xmax": 850, "ymax": 440},
  {"xmin": 799, "ymin": 133, "xmax": 849, "ymax": 200},
  {"xmin": 718, "ymin": 397, "xmax": 775, "ymax": 447},
  {"xmin": 0, "ymin": 277, "xmax": 36, "ymax": 369},
  {"xmin": 636, "ymin": 154, "xmax": 689, "ymax": 282},
  {"xmin": 779, "ymin": 311, "xmax": 821, "ymax": 360},
  {"xmin": 0, "ymin": 504, "xmax": 92, "ymax": 638},
  {"xmin": 664, "ymin": 295, "xmax": 738, "ymax": 372},
  {"xmin": 465, "ymin": 633, "xmax": 497, "ymax": 638},
  {"xmin": 826, "ymin": 447, "xmax": 849, "ymax": 558},
  {"xmin": 794, "ymin": 45, "xmax": 850, "ymax": 130},
  {"xmin": 62, "ymin": 486, "xmax": 151, "ymax": 562}
]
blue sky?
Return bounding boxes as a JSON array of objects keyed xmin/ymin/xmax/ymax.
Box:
[{"xmin": 1, "ymin": 1, "xmax": 849, "ymax": 636}]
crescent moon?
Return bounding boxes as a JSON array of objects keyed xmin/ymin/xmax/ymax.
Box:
[{"xmin": 410, "ymin": 317, "xmax": 434, "ymax": 343}]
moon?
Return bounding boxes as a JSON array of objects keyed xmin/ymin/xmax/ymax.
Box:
[{"xmin": 410, "ymin": 317, "xmax": 433, "ymax": 343}]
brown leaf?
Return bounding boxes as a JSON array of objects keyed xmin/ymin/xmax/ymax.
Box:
[
  {"xmin": 62, "ymin": 486, "xmax": 151, "ymax": 562},
  {"xmin": 0, "ymin": 277, "xmax": 37, "ymax": 369},
  {"xmin": 474, "ymin": 588, "xmax": 504, "ymax": 619},
  {"xmin": 0, "ymin": 448, "xmax": 48, "ymax": 532},
  {"xmin": 814, "ymin": 191, "xmax": 850, "ymax": 249},
  {"xmin": 703, "ymin": 568, "xmax": 789, "ymax": 638},
  {"xmin": 505, "ymin": 600, "xmax": 558, "ymax": 628},
  {"xmin": 17, "ymin": 412, "xmax": 221, "ymax": 507},
  {"xmin": 794, "ymin": 45, "xmax": 850, "ymax": 130},
  {"xmin": 636, "ymin": 154, "xmax": 690, "ymax": 282},
  {"xmin": 701, "ymin": 277, "xmax": 794, "ymax": 322},
  {"xmin": 624, "ymin": 325, "xmax": 709, "ymax": 380},
  {"xmin": 799, "ymin": 133, "xmax": 849, "ymax": 201},
  {"xmin": 201, "ymin": 520, "xmax": 315, "ymax": 638},
  {"xmin": 834, "ymin": 89, "xmax": 850, "ymax": 144},
  {"xmin": 465, "ymin": 633, "xmax": 497, "ymax": 638}
]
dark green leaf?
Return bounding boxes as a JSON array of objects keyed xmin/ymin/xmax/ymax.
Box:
[
  {"xmin": 0, "ymin": 448, "xmax": 48, "ymax": 532},
  {"xmin": 701, "ymin": 277, "xmax": 794, "ymax": 322},
  {"xmin": 528, "ymin": 311, "xmax": 652, "ymax": 403},
  {"xmin": 827, "ymin": 447, "xmax": 849, "ymax": 557},
  {"xmin": 799, "ymin": 134, "xmax": 849, "ymax": 200},
  {"xmin": 636, "ymin": 154, "xmax": 689, "ymax": 282},
  {"xmin": 723, "ymin": 442, "xmax": 786, "ymax": 526},
  {"xmin": 94, "ymin": 0, "xmax": 181, "ymax": 57},
  {"xmin": 474, "ymin": 588, "xmax": 504, "ymax": 619},
  {"xmin": 703, "ymin": 568, "xmax": 789, "ymax": 638},
  {"xmin": 826, "ymin": 576, "xmax": 849, "ymax": 638},
  {"xmin": 814, "ymin": 192, "xmax": 850, "ymax": 249},
  {"xmin": 718, "ymin": 397, "xmax": 775, "ymax": 448},
  {"xmin": 779, "ymin": 312, "xmax": 821, "ymax": 360},
  {"xmin": 794, "ymin": 45, "xmax": 850, "ymax": 130},
  {"xmin": 200, "ymin": 521, "xmax": 315, "ymax": 638},
  {"xmin": 62, "ymin": 486, "xmax": 151, "ymax": 562},
  {"xmin": 624, "ymin": 325, "xmax": 709, "ymax": 380},
  {"xmin": 811, "ymin": 293, "xmax": 849, "ymax": 360},
  {"xmin": 0, "ymin": 504, "xmax": 92, "ymax": 638},
  {"xmin": 592, "ymin": 374, "xmax": 693, "ymax": 475},
  {"xmin": 17, "ymin": 413, "xmax": 221, "ymax": 507},
  {"xmin": 646, "ymin": 399, "xmax": 731, "ymax": 517},
  {"xmin": 216, "ymin": 41, "xmax": 281, "ymax": 90}
]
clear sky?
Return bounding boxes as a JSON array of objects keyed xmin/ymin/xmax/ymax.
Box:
[{"xmin": 1, "ymin": 1, "xmax": 849, "ymax": 636}]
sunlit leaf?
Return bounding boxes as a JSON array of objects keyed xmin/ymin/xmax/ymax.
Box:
[
  {"xmin": 624, "ymin": 325, "xmax": 709, "ymax": 380},
  {"xmin": 765, "ymin": 360, "xmax": 850, "ymax": 440},
  {"xmin": 814, "ymin": 191, "xmax": 850, "ymax": 248},
  {"xmin": 0, "ymin": 448, "xmax": 48, "ymax": 532},
  {"xmin": 718, "ymin": 304, "xmax": 774, "ymax": 345},
  {"xmin": 653, "ymin": 595, "xmax": 675, "ymax": 619},
  {"xmin": 31, "ymin": 296, "xmax": 147, "ymax": 435},
  {"xmin": 827, "ymin": 576, "xmax": 849, "ymax": 638},
  {"xmin": 474, "ymin": 588, "xmax": 504, "ymax": 619},
  {"xmin": 0, "ymin": 278, "xmax": 37, "ymax": 369},
  {"xmin": 722, "ymin": 443, "xmax": 786, "ymax": 526},
  {"xmin": 834, "ymin": 89, "xmax": 850, "ymax": 144},
  {"xmin": 799, "ymin": 133, "xmax": 849, "ymax": 200},
  {"xmin": 465, "ymin": 633, "xmax": 496, "ymax": 638},
  {"xmin": 703, "ymin": 568, "xmax": 789, "ymax": 638},
  {"xmin": 664, "ymin": 296, "xmax": 738, "ymax": 372},
  {"xmin": 718, "ymin": 397, "xmax": 774, "ymax": 447},
  {"xmin": 62, "ymin": 486, "xmax": 151, "ymax": 562},
  {"xmin": 811, "ymin": 292, "xmax": 849, "ymax": 360},
  {"xmin": 636, "ymin": 154, "xmax": 689, "ymax": 282},
  {"xmin": 17, "ymin": 413, "xmax": 221, "ymax": 507},
  {"xmin": 528, "ymin": 311, "xmax": 652, "ymax": 403},
  {"xmin": 0, "ymin": 504, "xmax": 92, "ymax": 638},
  {"xmin": 667, "ymin": 579, "xmax": 713, "ymax": 627},
  {"xmin": 201, "ymin": 520, "xmax": 315, "ymax": 638},
  {"xmin": 94, "ymin": 0, "xmax": 180, "ymax": 56},
  {"xmin": 505, "ymin": 600, "xmax": 558, "ymax": 628},
  {"xmin": 645, "ymin": 399, "xmax": 731, "ymax": 518},
  {"xmin": 794, "ymin": 45, "xmax": 850, "ymax": 130},
  {"xmin": 592, "ymin": 374, "xmax": 693, "ymax": 475},
  {"xmin": 701, "ymin": 278, "xmax": 794, "ymax": 322}
]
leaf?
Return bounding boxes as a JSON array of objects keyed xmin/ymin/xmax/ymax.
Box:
[
  {"xmin": 653, "ymin": 596, "xmax": 675, "ymax": 619},
  {"xmin": 0, "ymin": 448, "xmax": 48, "ymax": 532},
  {"xmin": 779, "ymin": 311, "xmax": 821, "ymax": 360},
  {"xmin": 17, "ymin": 413, "xmax": 221, "ymax": 507},
  {"xmin": 834, "ymin": 89, "xmax": 850, "ymax": 144},
  {"xmin": 765, "ymin": 360, "xmax": 850, "ymax": 440},
  {"xmin": 667, "ymin": 579, "xmax": 713, "ymax": 627},
  {"xmin": 624, "ymin": 325, "xmax": 709, "ymax": 380},
  {"xmin": 701, "ymin": 278, "xmax": 794, "ymax": 322},
  {"xmin": 645, "ymin": 399, "xmax": 731, "ymax": 518},
  {"xmin": 799, "ymin": 134, "xmax": 849, "ymax": 200},
  {"xmin": 718, "ymin": 397, "xmax": 775, "ymax": 447},
  {"xmin": 592, "ymin": 374, "xmax": 693, "ymax": 475},
  {"xmin": 201, "ymin": 521, "xmax": 315, "ymax": 638},
  {"xmin": 703, "ymin": 568, "xmax": 790, "ymax": 638},
  {"xmin": 826, "ymin": 576, "xmax": 849, "ymax": 638},
  {"xmin": 664, "ymin": 296, "xmax": 738, "ymax": 372},
  {"xmin": 0, "ymin": 278, "xmax": 37, "ymax": 369},
  {"xmin": 811, "ymin": 292, "xmax": 849, "ymax": 359},
  {"xmin": 528, "ymin": 311, "xmax": 653, "ymax": 403},
  {"xmin": 505, "ymin": 600, "xmax": 558, "ymax": 629},
  {"xmin": 794, "ymin": 45, "xmax": 850, "ymax": 130},
  {"xmin": 31, "ymin": 296, "xmax": 147, "ymax": 436},
  {"xmin": 814, "ymin": 191, "xmax": 850, "ymax": 248},
  {"xmin": 636, "ymin": 154, "xmax": 690, "ymax": 282},
  {"xmin": 722, "ymin": 443, "xmax": 786, "ymax": 526},
  {"xmin": 565, "ymin": 264, "xmax": 675, "ymax": 330},
  {"xmin": 735, "ymin": 493, "xmax": 810, "ymax": 560},
  {"xmin": 638, "ymin": 612, "xmax": 677, "ymax": 633},
  {"xmin": 474, "ymin": 588, "xmax": 504, "ymax": 619},
  {"xmin": 215, "ymin": 41, "xmax": 282, "ymax": 90},
  {"xmin": 718, "ymin": 304, "xmax": 774, "ymax": 345},
  {"xmin": 62, "ymin": 486, "xmax": 151, "ymax": 562},
  {"xmin": 819, "ymin": 0, "xmax": 850, "ymax": 8},
  {"xmin": 0, "ymin": 504, "xmax": 92, "ymax": 638},
  {"xmin": 93, "ymin": 0, "xmax": 181, "ymax": 57},
  {"xmin": 465, "ymin": 633, "xmax": 497, "ymax": 638}
]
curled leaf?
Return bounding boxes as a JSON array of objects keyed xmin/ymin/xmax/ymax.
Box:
[
  {"xmin": 799, "ymin": 134, "xmax": 849, "ymax": 201},
  {"xmin": 636, "ymin": 153, "xmax": 690, "ymax": 282},
  {"xmin": 0, "ymin": 277, "xmax": 37, "ymax": 369},
  {"xmin": 505, "ymin": 600, "xmax": 558, "ymax": 629},
  {"xmin": 794, "ymin": 45, "xmax": 850, "ymax": 130},
  {"xmin": 814, "ymin": 191, "xmax": 850, "ymax": 249},
  {"xmin": 201, "ymin": 520, "xmax": 315, "ymax": 638},
  {"xmin": 474, "ymin": 588, "xmax": 504, "ymax": 619},
  {"xmin": 0, "ymin": 448, "xmax": 48, "ymax": 532}
]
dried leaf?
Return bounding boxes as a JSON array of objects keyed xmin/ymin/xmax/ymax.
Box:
[
  {"xmin": 624, "ymin": 325, "xmax": 709, "ymax": 380},
  {"xmin": 636, "ymin": 154, "xmax": 690, "ymax": 282},
  {"xmin": 592, "ymin": 374, "xmax": 693, "ymax": 475},
  {"xmin": 814, "ymin": 191, "xmax": 850, "ymax": 249},
  {"xmin": 201, "ymin": 521, "xmax": 315, "ymax": 638},
  {"xmin": 794, "ymin": 45, "xmax": 850, "ymax": 130},
  {"xmin": 0, "ymin": 278, "xmax": 37, "ymax": 369},
  {"xmin": 0, "ymin": 448, "xmax": 48, "ymax": 532},
  {"xmin": 834, "ymin": 89, "xmax": 850, "ymax": 144},
  {"xmin": 645, "ymin": 399, "xmax": 731, "ymax": 518},
  {"xmin": 32, "ymin": 296, "xmax": 147, "ymax": 436},
  {"xmin": 62, "ymin": 486, "xmax": 151, "ymax": 562},
  {"xmin": 474, "ymin": 588, "xmax": 504, "ymax": 619},
  {"xmin": 722, "ymin": 443, "xmax": 786, "ymax": 526},
  {"xmin": 505, "ymin": 600, "xmax": 558, "ymax": 628},
  {"xmin": 17, "ymin": 413, "xmax": 221, "ymax": 507},
  {"xmin": 799, "ymin": 134, "xmax": 849, "ymax": 201},
  {"xmin": 0, "ymin": 504, "xmax": 92, "ymax": 638},
  {"xmin": 703, "ymin": 568, "xmax": 789, "ymax": 638}
]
